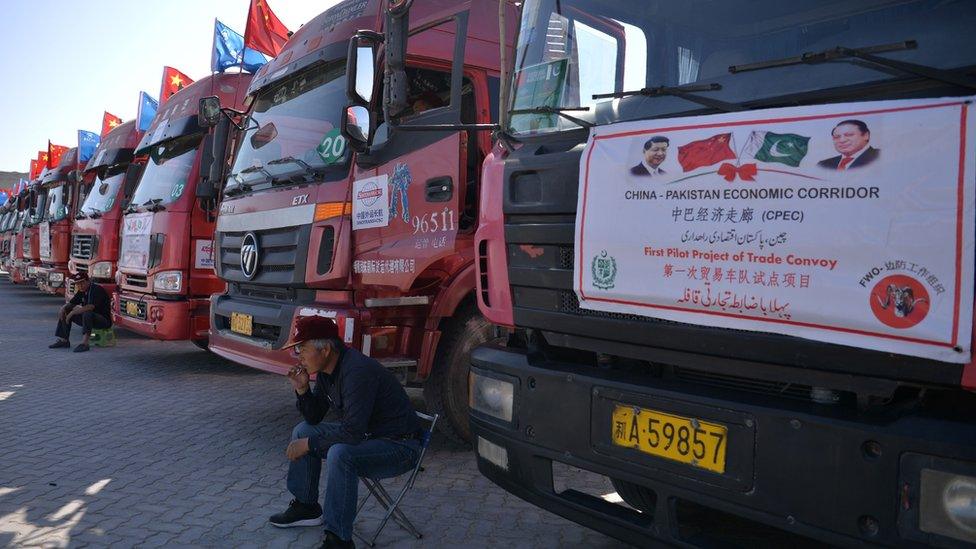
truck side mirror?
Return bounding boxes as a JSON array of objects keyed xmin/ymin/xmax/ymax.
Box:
[
  {"xmin": 198, "ymin": 96, "xmax": 222, "ymax": 128},
  {"xmin": 383, "ymin": 4, "xmax": 410, "ymax": 122},
  {"xmin": 346, "ymin": 32, "xmax": 381, "ymax": 105},
  {"xmin": 342, "ymin": 106, "xmax": 373, "ymax": 153},
  {"xmin": 121, "ymin": 163, "xmax": 145, "ymax": 207},
  {"xmin": 197, "ymin": 134, "xmax": 215, "ymax": 199}
]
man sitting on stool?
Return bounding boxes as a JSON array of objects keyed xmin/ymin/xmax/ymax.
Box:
[
  {"xmin": 270, "ymin": 315, "xmax": 421, "ymax": 549},
  {"xmin": 49, "ymin": 272, "xmax": 112, "ymax": 353}
]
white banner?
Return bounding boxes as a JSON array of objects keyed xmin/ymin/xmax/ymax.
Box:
[
  {"xmin": 39, "ymin": 222, "xmax": 51, "ymax": 260},
  {"xmin": 118, "ymin": 212, "xmax": 153, "ymax": 272},
  {"xmin": 575, "ymin": 97, "xmax": 975, "ymax": 363},
  {"xmin": 194, "ymin": 239, "xmax": 214, "ymax": 270},
  {"xmin": 352, "ymin": 174, "xmax": 389, "ymax": 230}
]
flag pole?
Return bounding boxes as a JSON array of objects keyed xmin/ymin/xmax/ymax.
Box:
[{"xmin": 210, "ymin": 18, "xmax": 217, "ymax": 98}]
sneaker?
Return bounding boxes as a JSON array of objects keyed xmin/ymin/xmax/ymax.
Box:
[
  {"xmin": 321, "ymin": 531, "xmax": 355, "ymax": 549},
  {"xmin": 49, "ymin": 340, "xmax": 70, "ymax": 349},
  {"xmin": 73, "ymin": 343, "xmax": 90, "ymax": 353},
  {"xmin": 269, "ymin": 499, "xmax": 323, "ymax": 528}
]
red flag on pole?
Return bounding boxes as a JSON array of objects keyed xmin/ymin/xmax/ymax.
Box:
[
  {"xmin": 677, "ymin": 133, "xmax": 737, "ymax": 172},
  {"xmin": 37, "ymin": 150, "xmax": 48, "ymax": 173},
  {"xmin": 244, "ymin": 0, "xmax": 290, "ymax": 58},
  {"xmin": 160, "ymin": 66, "xmax": 194, "ymax": 104},
  {"xmin": 29, "ymin": 159, "xmax": 40, "ymax": 180},
  {"xmin": 47, "ymin": 141, "xmax": 69, "ymax": 169},
  {"xmin": 101, "ymin": 111, "xmax": 123, "ymax": 136}
]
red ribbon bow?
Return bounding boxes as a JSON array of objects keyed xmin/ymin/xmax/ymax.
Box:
[{"xmin": 717, "ymin": 162, "xmax": 758, "ymax": 182}]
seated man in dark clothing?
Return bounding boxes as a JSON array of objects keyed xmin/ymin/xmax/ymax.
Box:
[
  {"xmin": 49, "ymin": 272, "xmax": 112, "ymax": 353},
  {"xmin": 269, "ymin": 315, "xmax": 421, "ymax": 549}
]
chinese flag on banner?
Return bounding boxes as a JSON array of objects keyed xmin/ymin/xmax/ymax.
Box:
[
  {"xmin": 29, "ymin": 159, "xmax": 39, "ymax": 180},
  {"xmin": 244, "ymin": 0, "xmax": 290, "ymax": 58},
  {"xmin": 48, "ymin": 141, "xmax": 69, "ymax": 169},
  {"xmin": 160, "ymin": 66, "xmax": 194, "ymax": 104},
  {"xmin": 101, "ymin": 111, "xmax": 123, "ymax": 136},
  {"xmin": 677, "ymin": 133, "xmax": 737, "ymax": 172}
]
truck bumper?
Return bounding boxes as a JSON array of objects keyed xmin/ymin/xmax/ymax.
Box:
[
  {"xmin": 114, "ymin": 291, "xmax": 210, "ymax": 341},
  {"xmin": 209, "ymin": 293, "xmax": 358, "ymax": 375},
  {"xmin": 35, "ymin": 266, "xmax": 67, "ymax": 296},
  {"xmin": 469, "ymin": 346, "xmax": 976, "ymax": 548},
  {"xmin": 9, "ymin": 261, "xmax": 27, "ymax": 284}
]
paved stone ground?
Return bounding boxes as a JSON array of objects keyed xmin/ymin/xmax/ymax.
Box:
[{"xmin": 0, "ymin": 281, "xmax": 630, "ymax": 548}]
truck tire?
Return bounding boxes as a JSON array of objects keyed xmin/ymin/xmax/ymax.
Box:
[
  {"xmin": 423, "ymin": 301, "xmax": 494, "ymax": 445},
  {"xmin": 610, "ymin": 477, "xmax": 657, "ymax": 514}
]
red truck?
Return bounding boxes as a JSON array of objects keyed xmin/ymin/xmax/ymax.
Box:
[
  {"xmin": 461, "ymin": 1, "xmax": 976, "ymax": 547},
  {"xmin": 7, "ymin": 184, "xmax": 31, "ymax": 284},
  {"xmin": 20, "ymin": 179, "xmax": 46, "ymax": 286},
  {"xmin": 203, "ymin": 0, "xmax": 506, "ymax": 441},
  {"xmin": 36, "ymin": 148, "xmax": 81, "ymax": 295},
  {"xmin": 113, "ymin": 73, "xmax": 250, "ymax": 347},
  {"xmin": 68, "ymin": 121, "xmax": 145, "ymax": 300},
  {"xmin": 0, "ymin": 201, "xmax": 22, "ymax": 275}
]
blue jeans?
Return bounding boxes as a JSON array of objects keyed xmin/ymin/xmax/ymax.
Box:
[{"xmin": 288, "ymin": 421, "xmax": 420, "ymax": 541}]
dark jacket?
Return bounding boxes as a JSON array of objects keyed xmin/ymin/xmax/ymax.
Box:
[
  {"xmin": 297, "ymin": 346, "xmax": 420, "ymax": 456},
  {"xmin": 630, "ymin": 163, "xmax": 666, "ymax": 176},
  {"xmin": 817, "ymin": 146, "xmax": 880, "ymax": 170},
  {"xmin": 68, "ymin": 283, "xmax": 112, "ymax": 326}
]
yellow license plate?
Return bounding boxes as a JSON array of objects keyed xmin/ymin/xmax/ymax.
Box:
[
  {"xmin": 125, "ymin": 301, "xmax": 139, "ymax": 317},
  {"xmin": 230, "ymin": 312, "xmax": 253, "ymax": 336},
  {"xmin": 611, "ymin": 404, "xmax": 728, "ymax": 474}
]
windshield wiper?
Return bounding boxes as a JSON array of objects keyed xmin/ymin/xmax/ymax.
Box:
[
  {"xmin": 267, "ymin": 156, "xmax": 314, "ymax": 172},
  {"xmin": 593, "ymin": 83, "xmax": 743, "ymax": 112},
  {"xmin": 267, "ymin": 156, "xmax": 323, "ymax": 186},
  {"xmin": 729, "ymin": 40, "xmax": 976, "ymax": 91},
  {"xmin": 509, "ymin": 106, "xmax": 594, "ymax": 128},
  {"xmin": 143, "ymin": 198, "xmax": 166, "ymax": 212},
  {"xmin": 74, "ymin": 212, "xmax": 88, "ymax": 220},
  {"xmin": 88, "ymin": 211, "xmax": 103, "ymax": 219}
]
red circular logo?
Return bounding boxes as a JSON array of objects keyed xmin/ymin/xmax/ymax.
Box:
[{"xmin": 869, "ymin": 274, "xmax": 930, "ymax": 329}]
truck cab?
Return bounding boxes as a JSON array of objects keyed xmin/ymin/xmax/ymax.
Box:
[
  {"xmin": 113, "ymin": 73, "xmax": 249, "ymax": 346},
  {"xmin": 7, "ymin": 186, "xmax": 30, "ymax": 284},
  {"xmin": 36, "ymin": 148, "xmax": 81, "ymax": 295},
  {"xmin": 206, "ymin": 0, "xmax": 506, "ymax": 441},
  {"xmin": 69, "ymin": 121, "xmax": 145, "ymax": 300},
  {"xmin": 21, "ymin": 178, "xmax": 48, "ymax": 285},
  {"xmin": 469, "ymin": 0, "xmax": 976, "ymax": 547},
  {"xmin": 0, "ymin": 203, "xmax": 20, "ymax": 274}
]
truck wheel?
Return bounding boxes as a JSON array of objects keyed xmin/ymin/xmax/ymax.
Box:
[
  {"xmin": 424, "ymin": 301, "xmax": 494, "ymax": 445},
  {"xmin": 610, "ymin": 478, "xmax": 657, "ymax": 514},
  {"xmin": 192, "ymin": 338, "xmax": 210, "ymax": 352}
]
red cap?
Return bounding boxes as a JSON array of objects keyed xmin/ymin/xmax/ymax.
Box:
[{"xmin": 282, "ymin": 315, "xmax": 340, "ymax": 349}]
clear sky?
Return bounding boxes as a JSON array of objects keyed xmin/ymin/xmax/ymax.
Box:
[{"xmin": 0, "ymin": 1, "xmax": 340, "ymax": 172}]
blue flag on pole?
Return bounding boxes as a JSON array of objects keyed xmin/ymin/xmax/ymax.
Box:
[
  {"xmin": 212, "ymin": 19, "xmax": 268, "ymax": 73},
  {"xmin": 137, "ymin": 92, "xmax": 159, "ymax": 132},
  {"xmin": 78, "ymin": 130, "xmax": 100, "ymax": 163}
]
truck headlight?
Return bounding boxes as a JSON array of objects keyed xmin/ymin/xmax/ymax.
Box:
[
  {"xmin": 920, "ymin": 469, "xmax": 976, "ymax": 543},
  {"xmin": 469, "ymin": 371, "xmax": 515, "ymax": 423},
  {"xmin": 153, "ymin": 270, "xmax": 183, "ymax": 293},
  {"xmin": 90, "ymin": 261, "xmax": 113, "ymax": 279}
]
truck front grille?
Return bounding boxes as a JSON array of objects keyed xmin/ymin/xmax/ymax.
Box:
[
  {"xmin": 125, "ymin": 274, "xmax": 148, "ymax": 288},
  {"xmin": 71, "ymin": 234, "xmax": 96, "ymax": 260},
  {"xmin": 218, "ymin": 225, "xmax": 308, "ymax": 285}
]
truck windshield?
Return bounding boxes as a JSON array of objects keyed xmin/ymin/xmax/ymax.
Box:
[
  {"xmin": 509, "ymin": 0, "xmax": 976, "ymax": 135},
  {"xmin": 46, "ymin": 185, "xmax": 69, "ymax": 222},
  {"xmin": 32, "ymin": 190, "xmax": 48, "ymax": 224},
  {"xmin": 131, "ymin": 133, "xmax": 202, "ymax": 207},
  {"xmin": 80, "ymin": 170, "xmax": 125, "ymax": 215},
  {"xmin": 225, "ymin": 59, "xmax": 349, "ymax": 195}
]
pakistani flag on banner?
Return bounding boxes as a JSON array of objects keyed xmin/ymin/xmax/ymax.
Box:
[{"xmin": 743, "ymin": 131, "xmax": 809, "ymax": 167}]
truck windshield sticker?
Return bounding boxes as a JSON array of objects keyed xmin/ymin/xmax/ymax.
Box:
[
  {"xmin": 316, "ymin": 129, "xmax": 346, "ymax": 166},
  {"xmin": 118, "ymin": 212, "xmax": 154, "ymax": 273},
  {"xmin": 352, "ymin": 174, "xmax": 389, "ymax": 230},
  {"xmin": 511, "ymin": 58, "xmax": 568, "ymax": 132},
  {"xmin": 574, "ymin": 96, "xmax": 976, "ymax": 363}
]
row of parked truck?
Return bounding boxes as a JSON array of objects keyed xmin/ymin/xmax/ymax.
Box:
[{"xmin": 3, "ymin": 0, "xmax": 976, "ymax": 546}]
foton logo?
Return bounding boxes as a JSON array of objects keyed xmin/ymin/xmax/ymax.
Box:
[{"xmin": 240, "ymin": 232, "xmax": 259, "ymax": 279}]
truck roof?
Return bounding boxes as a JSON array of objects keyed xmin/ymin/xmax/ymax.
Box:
[
  {"xmin": 40, "ymin": 148, "xmax": 78, "ymax": 186},
  {"xmin": 137, "ymin": 72, "xmax": 253, "ymax": 154},
  {"xmin": 85, "ymin": 120, "xmax": 143, "ymax": 173}
]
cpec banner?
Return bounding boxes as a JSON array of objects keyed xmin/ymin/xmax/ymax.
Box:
[
  {"xmin": 575, "ymin": 97, "xmax": 976, "ymax": 363},
  {"xmin": 118, "ymin": 212, "xmax": 154, "ymax": 272}
]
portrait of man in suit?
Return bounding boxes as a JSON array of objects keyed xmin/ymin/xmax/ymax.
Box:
[
  {"xmin": 817, "ymin": 119, "xmax": 880, "ymax": 170},
  {"xmin": 631, "ymin": 135, "xmax": 669, "ymax": 177}
]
